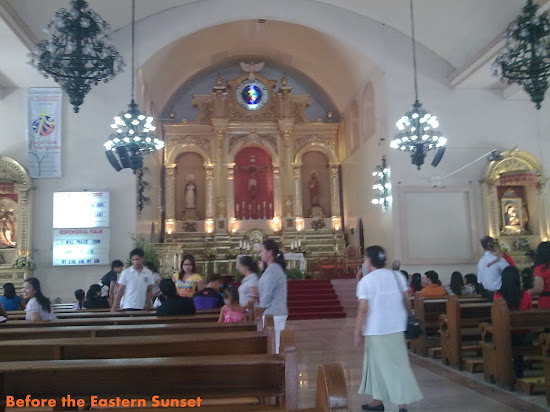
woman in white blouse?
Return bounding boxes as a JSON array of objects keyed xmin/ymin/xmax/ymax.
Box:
[
  {"xmin": 21, "ymin": 277, "xmax": 57, "ymax": 321},
  {"xmin": 354, "ymin": 246, "xmax": 422, "ymax": 412}
]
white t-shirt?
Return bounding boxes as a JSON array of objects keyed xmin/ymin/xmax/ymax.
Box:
[
  {"xmin": 356, "ymin": 268, "xmax": 408, "ymax": 336},
  {"xmin": 118, "ymin": 266, "xmax": 154, "ymax": 310}
]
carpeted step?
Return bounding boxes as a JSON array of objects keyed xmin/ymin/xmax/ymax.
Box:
[
  {"xmin": 287, "ymin": 296, "xmax": 339, "ymax": 303},
  {"xmin": 288, "ymin": 312, "xmax": 346, "ymax": 320},
  {"xmin": 288, "ymin": 306, "xmax": 343, "ymax": 314},
  {"xmin": 288, "ymin": 300, "xmax": 341, "ymax": 307}
]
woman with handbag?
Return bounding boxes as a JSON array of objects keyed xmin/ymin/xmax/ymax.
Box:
[{"xmin": 354, "ymin": 245, "xmax": 423, "ymax": 412}]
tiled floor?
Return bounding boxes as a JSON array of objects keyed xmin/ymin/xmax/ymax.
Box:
[{"xmin": 286, "ymin": 318, "xmax": 548, "ymax": 412}]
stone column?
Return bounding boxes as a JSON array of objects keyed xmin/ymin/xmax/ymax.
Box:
[
  {"xmin": 212, "ymin": 119, "xmax": 229, "ymax": 217},
  {"xmin": 273, "ymin": 165, "xmax": 283, "ymax": 217},
  {"xmin": 329, "ymin": 162, "xmax": 341, "ymax": 217},
  {"xmin": 14, "ymin": 185, "xmax": 32, "ymax": 256},
  {"xmin": 165, "ymin": 164, "xmax": 177, "ymax": 220},
  {"xmin": 205, "ymin": 164, "xmax": 215, "ymax": 219},
  {"xmin": 226, "ymin": 163, "xmax": 236, "ymax": 218},
  {"xmin": 292, "ymin": 163, "xmax": 303, "ymax": 217}
]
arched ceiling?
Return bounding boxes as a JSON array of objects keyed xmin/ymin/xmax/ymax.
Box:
[
  {"xmin": 6, "ymin": 0, "xmax": 530, "ymax": 68},
  {"xmin": 139, "ymin": 20, "xmax": 374, "ymax": 113}
]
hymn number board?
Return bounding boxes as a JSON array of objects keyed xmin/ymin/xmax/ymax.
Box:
[{"xmin": 52, "ymin": 192, "xmax": 110, "ymax": 266}]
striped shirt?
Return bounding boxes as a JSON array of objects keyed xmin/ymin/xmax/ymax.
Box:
[{"xmin": 259, "ymin": 263, "xmax": 288, "ymax": 316}]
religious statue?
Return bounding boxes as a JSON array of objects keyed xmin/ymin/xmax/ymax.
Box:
[
  {"xmin": 185, "ymin": 175, "xmax": 196, "ymax": 209},
  {"xmin": 235, "ymin": 158, "xmax": 270, "ymax": 201},
  {"xmin": 0, "ymin": 205, "xmax": 16, "ymax": 248},
  {"xmin": 504, "ymin": 204, "xmax": 520, "ymax": 227},
  {"xmin": 309, "ymin": 170, "xmax": 320, "ymax": 206}
]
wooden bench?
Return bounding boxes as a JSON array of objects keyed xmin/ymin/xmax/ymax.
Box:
[
  {"xmin": 0, "ymin": 320, "xmax": 260, "ymax": 341},
  {"xmin": 5, "ymin": 308, "xmax": 220, "ymax": 319},
  {"xmin": 69, "ymin": 364, "xmax": 350, "ymax": 412},
  {"xmin": 480, "ymin": 298, "xmax": 550, "ymax": 391},
  {"xmin": 439, "ymin": 295, "xmax": 492, "ymax": 369},
  {"xmin": 0, "ymin": 313, "xmax": 218, "ymax": 328},
  {"xmin": 410, "ymin": 293, "xmax": 487, "ymax": 356},
  {"xmin": 0, "ymin": 329, "xmax": 299, "ymax": 411},
  {"xmin": 542, "ymin": 334, "xmax": 550, "ymax": 405}
]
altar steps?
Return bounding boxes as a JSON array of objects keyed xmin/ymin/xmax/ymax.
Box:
[{"xmin": 287, "ymin": 280, "xmax": 346, "ymax": 320}]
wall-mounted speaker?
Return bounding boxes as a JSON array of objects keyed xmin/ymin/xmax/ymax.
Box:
[
  {"xmin": 431, "ymin": 147, "xmax": 446, "ymax": 168},
  {"xmin": 105, "ymin": 150, "xmax": 122, "ymax": 172}
]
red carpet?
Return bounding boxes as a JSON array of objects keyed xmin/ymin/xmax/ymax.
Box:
[{"xmin": 287, "ymin": 280, "xmax": 346, "ymax": 320}]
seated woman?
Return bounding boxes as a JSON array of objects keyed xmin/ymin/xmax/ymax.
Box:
[
  {"xmin": 409, "ymin": 273, "xmax": 422, "ymax": 294},
  {"xmin": 22, "ymin": 277, "xmax": 57, "ymax": 321},
  {"xmin": 494, "ymin": 266, "xmax": 532, "ymax": 378},
  {"xmin": 1, "ymin": 282, "xmax": 24, "ymax": 310},
  {"xmin": 156, "ymin": 278, "xmax": 196, "ymax": 317},
  {"xmin": 463, "ymin": 274, "xmax": 479, "ymax": 295},
  {"xmin": 445, "ymin": 272, "xmax": 465, "ymax": 296},
  {"xmin": 84, "ymin": 284, "xmax": 110, "ymax": 309}
]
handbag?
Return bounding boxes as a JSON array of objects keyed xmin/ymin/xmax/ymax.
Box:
[{"xmin": 391, "ymin": 271, "xmax": 422, "ymax": 339}]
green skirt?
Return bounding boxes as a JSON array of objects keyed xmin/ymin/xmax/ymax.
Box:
[{"xmin": 359, "ymin": 332, "xmax": 423, "ymax": 405}]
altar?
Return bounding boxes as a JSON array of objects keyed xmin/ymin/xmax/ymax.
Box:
[{"xmin": 155, "ymin": 66, "xmax": 345, "ymax": 275}]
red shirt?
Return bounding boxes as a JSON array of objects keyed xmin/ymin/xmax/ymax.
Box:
[
  {"xmin": 503, "ymin": 253, "xmax": 516, "ymax": 267},
  {"xmin": 493, "ymin": 291, "xmax": 533, "ymax": 311},
  {"xmin": 533, "ymin": 264, "xmax": 550, "ymax": 309}
]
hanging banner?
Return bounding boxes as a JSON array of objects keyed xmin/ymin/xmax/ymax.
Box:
[{"xmin": 27, "ymin": 88, "xmax": 62, "ymax": 178}]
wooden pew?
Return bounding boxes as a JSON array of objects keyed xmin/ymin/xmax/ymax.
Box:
[
  {"xmin": 0, "ymin": 329, "xmax": 299, "ymax": 411},
  {"xmin": 0, "ymin": 330, "xmax": 276, "ymax": 362},
  {"xmin": 542, "ymin": 334, "xmax": 550, "ymax": 405},
  {"xmin": 0, "ymin": 313, "xmax": 218, "ymax": 328},
  {"xmin": 5, "ymin": 308, "xmax": 220, "ymax": 320},
  {"xmin": 439, "ymin": 295, "xmax": 492, "ymax": 369},
  {"xmin": 410, "ymin": 293, "xmax": 487, "ymax": 356},
  {"xmin": 70, "ymin": 364, "xmax": 351, "ymax": 412},
  {"xmin": 480, "ymin": 298, "xmax": 550, "ymax": 391},
  {"xmin": 0, "ymin": 320, "xmax": 260, "ymax": 341}
]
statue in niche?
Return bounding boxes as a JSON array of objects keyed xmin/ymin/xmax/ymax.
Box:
[
  {"xmin": 185, "ymin": 174, "xmax": 197, "ymax": 210},
  {"xmin": 500, "ymin": 189, "xmax": 529, "ymax": 235},
  {"xmin": 0, "ymin": 201, "xmax": 16, "ymax": 248},
  {"xmin": 309, "ymin": 170, "xmax": 320, "ymax": 206},
  {"xmin": 236, "ymin": 157, "xmax": 270, "ymax": 201}
]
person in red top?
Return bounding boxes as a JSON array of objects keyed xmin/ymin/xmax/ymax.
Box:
[
  {"xmin": 530, "ymin": 242, "xmax": 550, "ymax": 309},
  {"xmin": 494, "ymin": 266, "xmax": 532, "ymax": 378}
]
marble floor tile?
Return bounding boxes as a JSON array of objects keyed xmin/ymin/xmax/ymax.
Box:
[{"xmin": 286, "ymin": 318, "xmax": 548, "ymax": 412}]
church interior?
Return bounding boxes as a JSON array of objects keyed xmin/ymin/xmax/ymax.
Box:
[{"xmin": 1, "ymin": 0, "xmax": 550, "ymax": 411}]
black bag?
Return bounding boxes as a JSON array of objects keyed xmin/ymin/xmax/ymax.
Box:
[
  {"xmin": 391, "ymin": 271, "xmax": 422, "ymax": 340},
  {"xmin": 405, "ymin": 316, "xmax": 422, "ymax": 339}
]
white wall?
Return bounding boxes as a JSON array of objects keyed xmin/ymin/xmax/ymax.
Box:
[
  {"xmin": 3, "ymin": 0, "xmax": 550, "ymax": 297},
  {"xmin": 0, "ymin": 66, "xmax": 139, "ymax": 302}
]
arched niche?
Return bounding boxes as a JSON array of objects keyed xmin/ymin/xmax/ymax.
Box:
[
  {"xmin": 361, "ymin": 82, "xmax": 375, "ymax": 142},
  {"xmin": 301, "ymin": 151, "xmax": 331, "ymax": 217},
  {"xmin": 0, "ymin": 156, "xmax": 33, "ymax": 285},
  {"xmin": 234, "ymin": 147, "xmax": 274, "ymax": 220},
  {"xmin": 175, "ymin": 152, "xmax": 206, "ymax": 221},
  {"xmin": 347, "ymin": 100, "xmax": 359, "ymax": 154},
  {"xmin": 481, "ymin": 148, "xmax": 550, "ymax": 255}
]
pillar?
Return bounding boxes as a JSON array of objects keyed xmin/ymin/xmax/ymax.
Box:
[
  {"xmin": 165, "ymin": 164, "xmax": 177, "ymax": 220},
  {"xmin": 329, "ymin": 162, "xmax": 341, "ymax": 217},
  {"xmin": 205, "ymin": 164, "xmax": 215, "ymax": 219},
  {"xmin": 226, "ymin": 163, "xmax": 236, "ymax": 218},
  {"xmin": 292, "ymin": 163, "xmax": 303, "ymax": 217}
]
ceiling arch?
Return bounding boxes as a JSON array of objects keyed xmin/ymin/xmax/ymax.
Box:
[{"xmin": 140, "ymin": 19, "xmax": 376, "ymax": 114}]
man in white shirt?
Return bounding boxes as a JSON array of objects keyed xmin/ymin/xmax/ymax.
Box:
[
  {"xmin": 477, "ymin": 236, "xmax": 509, "ymax": 301},
  {"xmin": 111, "ymin": 248, "xmax": 153, "ymax": 311}
]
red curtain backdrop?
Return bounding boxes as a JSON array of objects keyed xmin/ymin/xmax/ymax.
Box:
[{"xmin": 234, "ymin": 147, "xmax": 274, "ymax": 219}]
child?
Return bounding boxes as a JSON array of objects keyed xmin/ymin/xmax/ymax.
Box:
[
  {"xmin": 72, "ymin": 289, "xmax": 85, "ymax": 310},
  {"xmin": 218, "ymin": 287, "xmax": 245, "ymax": 323}
]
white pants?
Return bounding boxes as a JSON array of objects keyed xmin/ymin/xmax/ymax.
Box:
[{"xmin": 263, "ymin": 315, "xmax": 288, "ymax": 354}]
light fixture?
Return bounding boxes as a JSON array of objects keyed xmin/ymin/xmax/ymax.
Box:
[
  {"xmin": 28, "ymin": 0, "xmax": 124, "ymax": 113},
  {"xmin": 493, "ymin": 0, "xmax": 550, "ymax": 109},
  {"xmin": 390, "ymin": 0, "xmax": 447, "ymax": 170},
  {"xmin": 371, "ymin": 156, "xmax": 391, "ymax": 211},
  {"xmin": 103, "ymin": 0, "xmax": 164, "ymax": 174}
]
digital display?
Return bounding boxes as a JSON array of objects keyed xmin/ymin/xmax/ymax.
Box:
[
  {"xmin": 53, "ymin": 192, "xmax": 109, "ymax": 229},
  {"xmin": 52, "ymin": 228, "xmax": 110, "ymax": 266}
]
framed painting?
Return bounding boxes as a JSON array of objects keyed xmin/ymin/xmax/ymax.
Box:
[{"xmin": 501, "ymin": 198, "xmax": 523, "ymax": 228}]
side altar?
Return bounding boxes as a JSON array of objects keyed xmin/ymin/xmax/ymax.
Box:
[{"xmin": 155, "ymin": 68, "xmax": 345, "ymax": 275}]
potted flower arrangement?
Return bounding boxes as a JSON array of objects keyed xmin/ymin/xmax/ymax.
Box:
[
  {"xmin": 202, "ymin": 247, "xmax": 217, "ymax": 260},
  {"xmin": 12, "ymin": 254, "xmax": 35, "ymax": 269}
]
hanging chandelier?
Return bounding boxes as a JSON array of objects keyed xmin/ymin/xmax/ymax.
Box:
[
  {"xmin": 103, "ymin": 0, "xmax": 164, "ymax": 175},
  {"xmin": 28, "ymin": 0, "xmax": 124, "ymax": 113},
  {"xmin": 371, "ymin": 156, "xmax": 391, "ymax": 211},
  {"xmin": 389, "ymin": 0, "xmax": 447, "ymax": 170},
  {"xmin": 492, "ymin": 0, "xmax": 550, "ymax": 110}
]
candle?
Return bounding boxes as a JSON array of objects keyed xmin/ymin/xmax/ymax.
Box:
[
  {"xmin": 298, "ymin": 240, "xmax": 301, "ymax": 247},
  {"xmin": 239, "ymin": 240, "xmax": 243, "ymax": 248},
  {"xmin": 269, "ymin": 203, "xmax": 273, "ymax": 218}
]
